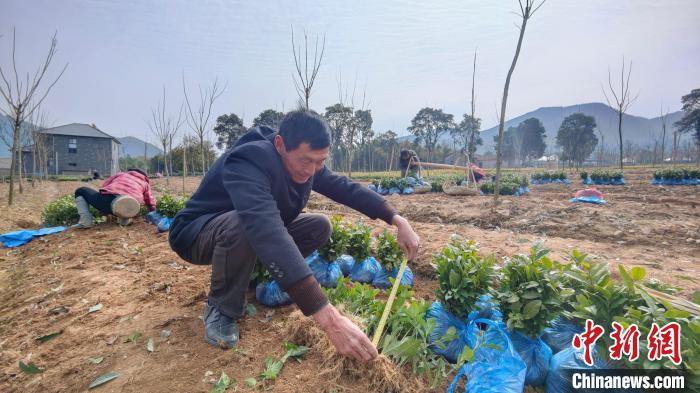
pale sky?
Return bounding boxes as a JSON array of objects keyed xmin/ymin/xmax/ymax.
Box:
[{"xmin": 1, "ymin": 0, "xmax": 698, "ymax": 145}]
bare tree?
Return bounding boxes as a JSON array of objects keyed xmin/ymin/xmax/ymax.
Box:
[
  {"xmin": 493, "ymin": 0, "xmax": 545, "ymax": 206},
  {"xmin": 659, "ymin": 104, "xmax": 669, "ymax": 165},
  {"xmin": 292, "ymin": 28, "xmax": 325, "ymax": 110},
  {"xmin": 337, "ymin": 74, "xmax": 370, "ymax": 177},
  {"xmin": 602, "ymin": 57, "xmax": 639, "ymax": 171},
  {"xmin": 148, "ymin": 86, "xmax": 185, "ymax": 185},
  {"xmin": 467, "ymin": 49, "xmax": 479, "ymax": 163},
  {"xmin": 26, "ymin": 108, "xmax": 50, "ymax": 184},
  {"xmin": 182, "ymin": 76, "xmax": 224, "ymax": 176},
  {"xmin": 0, "ymin": 28, "xmax": 67, "ymax": 204}
]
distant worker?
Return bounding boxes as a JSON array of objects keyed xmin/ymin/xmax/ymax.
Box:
[
  {"xmin": 74, "ymin": 168, "xmax": 156, "ymax": 228},
  {"xmin": 399, "ymin": 149, "xmax": 420, "ymax": 178},
  {"xmin": 469, "ymin": 163, "xmax": 486, "ymax": 182}
]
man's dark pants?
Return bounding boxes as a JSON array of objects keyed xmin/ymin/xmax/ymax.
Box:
[
  {"xmin": 75, "ymin": 187, "xmax": 116, "ymax": 215},
  {"xmin": 185, "ymin": 211, "xmax": 331, "ymax": 319}
]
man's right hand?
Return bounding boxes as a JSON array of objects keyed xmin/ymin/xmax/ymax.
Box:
[{"xmin": 312, "ymin": 304, "xmax": 378, "ymax": 362}]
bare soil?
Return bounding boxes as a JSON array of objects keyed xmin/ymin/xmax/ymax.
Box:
[{"xmin": 0, "ymin": 168, "xmax": 698, "ymax": 392}]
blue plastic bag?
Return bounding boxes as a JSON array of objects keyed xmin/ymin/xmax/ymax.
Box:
[
  {"xmin": 542, "ymin": 317, "xmax": 583, "ymax": 354},
  {"xmin": 255, "ymin": 280, "xmax": 293, "ymax": 307},
  {"xmin": 336, "ymin": 254, "xmax": 355, "ymax": 276},
  {"xmin": 146, "ymin": 211, "xmax": 163, "ymax": 224},
  {"xmin": 0, "ymin": 226, "xmax": 66, "ymax": 248},
  {"xmin": 510, "ymin": 330, "xmax": 553, "ymax": 386},
  {"xmin": 402, "ymin": 187, "xmax": 414, "ymax": 194},
  {"xmin": 425, "ymin": 302, "xmax": 469, "ymax": 363},
  {"xmin": 467, "ymin": 294, "xmax": 503, "ymax": 323},
  {"xmin": 349, "ymin": 256, "xmax": 381, "ymax": 283},
  {"xmin": 368, "ymin": 184, "xmax": 377, "ymax": 192},
  {"xmin": 372, "ymin": 265, "xmax": 414, "ymax": 289},
  {"xmin": 388, "ymin": 187, "xmax": 401, "ymax": 194},
  {"xmin": 309, "ymin": 256, "xmax": 343, "ymax": 288},
  {"xmin": 546, "ymin": 346, "xmax": 611, "ymax": 393},
  {"xmin": 157, "ymin": 216, "xmax": 174, "ymax": 232},
  {"xmin": 448, "ymin": 318, "xmax": 526, "ymax": 393}
]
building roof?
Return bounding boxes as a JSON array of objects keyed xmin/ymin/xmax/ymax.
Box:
[{"xmin": 41, "ymin": 123, "xmax": 121, "ymax": 143}]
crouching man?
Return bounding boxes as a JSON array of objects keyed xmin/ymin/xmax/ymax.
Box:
[
  {"xmin": 168, "ymin": 110, "xmax": 420, "ymax": 362},
  {"xmin": 74, "ymin": 168, "xmax": 156, "ymax": 228}
]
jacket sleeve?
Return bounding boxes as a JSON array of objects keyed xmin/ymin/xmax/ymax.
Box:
[
  {"xmin": 222, "ymin": 146, "xmax": 314, "ymax": 291},
  {"xmin": 312, "ymin": 166, "xmax": 396, "ymax": 224},
  {"xmin": 101, "ymin": 173, "xmax": 119, "ymax": 188},
  {"xmin": 143, "ymin": 184, "xmax": 157, "ymax": 211}
]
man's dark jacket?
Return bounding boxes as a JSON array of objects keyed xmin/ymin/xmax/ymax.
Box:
[{"xmin": 169, "ymin": 126, "xmax": 395, "ymax": 291}]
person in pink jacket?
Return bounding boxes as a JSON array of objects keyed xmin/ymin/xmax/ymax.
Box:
[{"xmin": 73, "ymin": 168, "xmax": 156, "ymax": 227}]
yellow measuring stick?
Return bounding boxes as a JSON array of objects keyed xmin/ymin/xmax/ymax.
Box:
[{"xmin": 371, "ymin": 257, "xmax": 409, "ymax": 347}]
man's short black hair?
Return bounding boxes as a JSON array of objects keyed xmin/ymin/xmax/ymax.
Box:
[
  {"xmin": 127, "ymin": 168, "xmax": 147, "ymax": 177},
  {"xmin": 278, "ymin": 109, "xmax": 330, "ymax": 151}
]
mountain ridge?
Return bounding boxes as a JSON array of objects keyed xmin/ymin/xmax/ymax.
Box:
[{"xmin": 398, "ymin": 102, "xmax": 688, "ymax": 153}]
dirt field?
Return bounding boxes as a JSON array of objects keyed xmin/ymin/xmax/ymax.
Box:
[{"xmin": 0, "ymin": 168, "xmax": 698, "ymax": 392}]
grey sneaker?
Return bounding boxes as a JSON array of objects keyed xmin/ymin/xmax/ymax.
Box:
[{"xmin": 202, "ymin": 303, "xmax": 239, "ymax": 349}]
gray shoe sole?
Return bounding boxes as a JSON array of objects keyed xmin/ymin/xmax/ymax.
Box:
[{"xmin": 111, "ymin": 196, "xmax": 140, "ymax": 218}]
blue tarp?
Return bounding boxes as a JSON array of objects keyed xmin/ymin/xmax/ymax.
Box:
[
  {"xmin": 0, "ymin": 226, "xmax": 66, "ymax": 248},
  {"xmin": 570, "ymin": 196, "xmax": 607, "ymax": 204},
  {"xmin": 651, "ymin": 178, "xmax": 700, "ymax": 186},
  {"xmin": 582, "ymin": 178, "xmax": 625, "ymax": 185},
  {"xmin": 531, "ymin": 179, "xmax": 571, "ymax": 185}
]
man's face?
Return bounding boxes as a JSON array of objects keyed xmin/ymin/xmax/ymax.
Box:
[{"xmin": 274, "ymin": 135, "xmax": 329, "ymax": 184}]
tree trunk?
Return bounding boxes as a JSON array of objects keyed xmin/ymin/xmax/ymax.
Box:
[
  {"xmin": 494, "ymin": 16, "xmax": 529, "ymax": 206},
  {"xmin": 182, "ymin": 141, "xmax": 187, "ymax": 194},
  {"xmin": 17, "ymin": 135, "xmax": 24, "ymax": 194},
  {"xmin": 199, "ymin": 135, "xmax": 205, "ymax": 176},
  {"xmin": 617, "ymin": 110, "xmax": 623, "ymax": 170}
]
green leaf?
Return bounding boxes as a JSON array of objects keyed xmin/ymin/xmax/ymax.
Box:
[
  {"xmin": 629, "ymin": 266, "xmax": 646, "ymax": 281},
  {"xmin": 244, "ymin": 377, "xmax": 257, "ymax": 387},
  {"xmin": 87, "ymin": 356, "xmax": 104, "ymax": 364},
  {"xmin": 19, "ymin": 361, "xmax": 42, "ymax": 374},
  {"xmin": 522, "ymin": 300, "xmax": 542, "ymax": 320},
  {"xmin": 260, "ymin": 356, "xmax": 284, "ymax": 380},
  {"xmin": 521, "ymin": 290, "xmax": 541, "ymax": 300},
  {"xmin": 283, "ymin": 342, "xmax": 309, "ymax": 359},
  {"xmin": 692, "ymin": 291, "xmax": 700, "ymax": 305},
  {"xmin": 449, "ymin": 270, "xmax": 461, "ymax": 288},
  {"xmin": 36, "ymin": 330, "xmax": 63, "ymax": 343},
  {"xmin": 246, "ymin": 303, "xmax": 257, "ymax": 317},
  {"xmin": 457, "ymin": 346, "xmax": 474, "ymax": 365},
  {"xmin": 146, "ymin": 337, "xmax": 155, "ymax": 352},
  {"xmin": 89, "ymin": 372, "xmax": 119, "ymax": 389},
  {"xmin": 123, "ymin": 332, "xmax": 142, "ymax": 343},
  {"xmin": 88, "ymin": 303, "xmax": 103, "ymax": 313},
  {"xmin": 618, "ymin": 265, "xmax": 634, "ymax": 288},
  {"xmin": 209, "ymin": 371, "xmax": 231, "ymax": 393},
  {"xmin": 663, "ymin": 309, "xmax": 690, "ymax": 319}
]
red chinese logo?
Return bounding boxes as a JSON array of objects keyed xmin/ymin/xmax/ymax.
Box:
[
  {"xmin": 647, "ymin": 322, "xmax": 682, "ymax": 365},
  {"xmin": 572, "ymin": 319, "xmax": 605, "ymax": 366},
  {"xmin": 609, "ymin": 322, "xmax": 640, "ymax": 361}
]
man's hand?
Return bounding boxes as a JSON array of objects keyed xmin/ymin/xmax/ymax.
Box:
[
  {"xmin": 392, "ymin": 214, "xmax": 420, "ymax": 261},
  {"xmin": 313, "ymin": 304, "xmax": 378, "ymax": 362}
]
